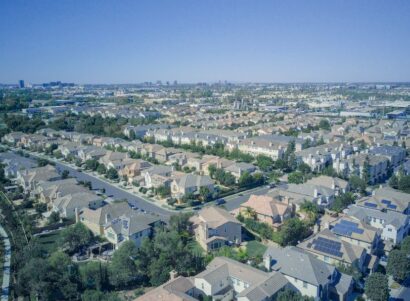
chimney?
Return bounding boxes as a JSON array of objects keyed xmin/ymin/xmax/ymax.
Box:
[
  {"xmin": 264, "ymin": 254, "xmax": 272, "ymax": 272},
  {"xmin": 169, "ymin": 270, "xmax": 178, "ymax": 280},
  {"xmin": 313, "ymin": 188, "xmax": 318, "ymax": 198},
  {"xmin": 105, "ymin": 213, "xmax": 109, "ymax": 224},
  {"xmin": 75, "ymin": 207, "xmax": 80, "ymax": 223}
]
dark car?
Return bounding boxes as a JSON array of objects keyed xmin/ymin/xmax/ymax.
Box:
[{"xmin": 216, "ymin": 199, "xmax": 226, "ymax": 205}]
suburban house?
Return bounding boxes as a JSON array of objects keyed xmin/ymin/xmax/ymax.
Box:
[
  {"xmin": 238, "ymin": 194, "xmax": 292, "ymax": 230},
  {"xmin": 306, "ymin": 176, "xmax": 349, "ymax": 196},
  {"xmin": 36, "ymin": 178, "xmax": 80, "ymax": 204},
  {"xmin": 78, "ymin": 201, "xmax": 131, "ymax": 235},
  {"xmin": 16, "ymin": 165, "xmax": 60, "ymax": 193},
  {"xmin": 346, "ymin": 204, "xmax": 410, "ymax": 245},
  {"xmin": 134, "ymin": 275, "xmax": 197, "ymax": 301},
  {"xmin": 271, "ymin": 183, "xmax": 336, "ymax": 209},
  {"xmin": 52, "ymin": 191, "xmax": 104, "ymax": 218},
  {"xmin": 295, "ymin": 142, "xmax": 353, "ymax": 173},
  {"xmin": 98, "ymin": 151, "xmax": 130, "ymax": 168},
  {"xmin": 2, "ymin": 131, "xmax": 25, "ymax": 146},
  {"xmin": 328, "ymin": 216, "xmax": 380, "ymax": 254},
  {"xmin": 118, "ymin": 159, "xmax": 152, "ymax": 183},
  {"xmin": 369, "ymin": 145, "xmax": 406, "ymax": 167},
  {"xmin": 297, "ymin": 229, "xmax": 368, "ymax": 272},
  {"xmin": 228, "ymin": 134, "xmax": 304, "ymax": 160},
  {"xmin": 190, "ymin": 206, "xmax": 242, "ymax": 251},
  {"xmin": 77, "ymin": 146, "xmax": 107, "ymax": 162},
  {"xmin": 194, "ymin": 256, "xmax": 289, "ymax": 301},
  {"xmin": 104, "ymin": 212, "xmax": 162, "ymax": 249},
  {"xmin": 224, "ymin": 162, "xmax": 257, "ymax": 180},
  {"xmin": 171, "ymin": 174, "xmax": 214, "ymax": 199},
  {"xmin": 142, "ymin": 165, "xmax": 174, "ymax": 188},
  {"xmin": 356, "ymin": 187, "xmax": 410, "ymax": 215},
  {"xmin": 263, "ymin": 246, "xmax": 353, "ymax": 301},
  {"xmin": 333, "ymin": 154, "xmax": 389, "ymax": 184}
]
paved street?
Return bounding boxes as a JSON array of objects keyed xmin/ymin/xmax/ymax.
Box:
[
  {"xmin": 2, "ymin": 149, "xmax": 269, "ymax": 219},
  {"xmin": 0, "ymin": 225, "xmax": 11, "ymax": 301},
  {"xmin": 3, "ymin": 150, "xmax": 174, "ymax": 220}
]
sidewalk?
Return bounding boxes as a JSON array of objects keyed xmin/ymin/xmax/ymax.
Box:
[{"xmin": 0, "ymin": 225, "xmax": 11, "ymax": 301}]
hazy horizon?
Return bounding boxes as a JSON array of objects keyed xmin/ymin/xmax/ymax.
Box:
[{"xmin": 1, "ymin": 0, "xmax": 410, "ymax": 84}]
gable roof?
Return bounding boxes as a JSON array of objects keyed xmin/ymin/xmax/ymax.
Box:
[
  {"xmin": 80, "ymin": 201, "xmax": 131, "ymax": 225},
  {"xmin": 297, "ymin": 229, "xmax": 366, "ymax": 264},
  {"xmin": 264, "ymin": 246, "xmax": 335, "ymax": 286},
  {"xmin": 191, "ymin": 206, "xmax": 240, "ymax": 229},
  {"xmin": 241, "ymin": 194, "xmax": 290, "ymax": 217}
]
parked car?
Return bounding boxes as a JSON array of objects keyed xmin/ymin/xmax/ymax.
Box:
[{"xmin": 216, "ymin": 198, "xmax": 225, "ymax": 205}]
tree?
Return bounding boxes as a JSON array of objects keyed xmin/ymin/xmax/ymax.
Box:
[
  {"xmin": 238, "ymin": 172, "xmax": 253, "ymax": 187},
  {"xmin": 37, "ymin": 158, "xmax": 50, "ymax": 167},
  {"xmin": 300, "ymin": 201, "xmax": 320, "ymax": 225},
  {"xmin": 199, "ymin": 186, "xmax": 212, "ymax": 202},
  {"xmin": 319, "ymin": 119, "xmax": 331, "ymax": 131},
  {"xmin": 364, "ymin": 272, "xmax": 389, "ymax": 301},
  {"xmin": 80, "ymin": 261, "xmax": 109, "ymax": 291},
  {"xmin": 288, "ymin": 171, "xmax": 305, "ymax": 184},
  {"xmin": 389, "ymin": 174, "xmax": 399, "ymax": 189},
  {"xmin": 59, "ymin": 223, "xmax": 93, "ymax": 254},
  {"xmin": 256, "ymin": 155, "xmax": 274, "ymax": 172},
  {"xmin": 169, "ymin": 213, "xmax": 192, "ymax": 234},
  {"xmin": 331, "ymin": 192, "xmax": 355, "ymax": 213},
  {"xmin": 109, "ymin": 241, "xmax": 139, "ymax": 288},
  {"xmin": 362, "ymin": 156, "xmax": 371, "ymax": 184},
  {"xmin": 208, "ymin": 164, "xmax": 217, "ymax": 178},
  {"xmin": 85, "ymin": 159, "xmax": 99, "ymax": 171},
  {"xmin": 302, "ymin": 139, "xmax": 312, "ymax": 149},
  {"xmin": 349, "ymin": 175, "xmax": 366, "ymax": 194},
  {"xmin": 401, "ymin": 236, "xmax": 410, "ymax": 255},
  {"xmin": 398, "ymin": 175, "xmax": 410, "ymax": 193},
  {"xmin": 298, "ymin": 163, "xmax": 311, "ymax": 175},
  {"xmin": 155, "ymin": 185, "xmax": 171, "ymax": 198},
  {"xmin": 48, "ymin": 211, "xmax": 60, "ymax": 225},
  {"xmin": 96, "ymin": 164, "xmax": 107, "ymax": 174},
  {"xmin": 82, "ymin": 290, "xmax": 121, "ymax": 301},
  {"xmin": 280, "ymin": 218, "xmax": 309, "ymax": 246},
  {"xmin": 106, "ymin": 168, "xmax": 119, "ymax": 180},
  {"xmin": 386, "ymin": 249, "xmax": 410, "ymax": 282},
  {"xmin": 275, "ymin": 159, "xmax": 288, "ymax": 171},
  {"xmin": 62, "ymin": 170, "xmax": 70, "ymax": 179}
]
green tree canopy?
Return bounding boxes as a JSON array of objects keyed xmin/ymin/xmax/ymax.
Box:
[{"xmin": 364, "ymin": 272, "xmax": 389, "ymax": 301}]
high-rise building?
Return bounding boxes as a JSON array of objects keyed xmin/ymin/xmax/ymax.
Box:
[{"xmin": 18, "ymin": 80, "xmax": 25, "ymax": 88}]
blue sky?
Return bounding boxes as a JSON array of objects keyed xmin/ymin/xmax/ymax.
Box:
[{"xmin": 1, "ymin": 0, "xmax": 410, "ymax": 84}]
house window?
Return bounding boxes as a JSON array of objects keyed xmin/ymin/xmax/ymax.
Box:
[
  {"xmin": 324, "ymin": 256, "xmax": 330, "ymax": 263},
  {"xmin": 303, "ymin": 281, "xmax": 308, "ymax": 288},
  {"xmin": 388, "ymin": 228, "xmax": 392, "ymax": 232}
]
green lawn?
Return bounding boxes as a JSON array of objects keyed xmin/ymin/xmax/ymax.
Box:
[
  {"xmin": 36, "ymin": 230, "xmax": 62, "ymax": 253},
  {"xmin": 246, "ymin": 240, "xmax": 267, "ymax": 259}
]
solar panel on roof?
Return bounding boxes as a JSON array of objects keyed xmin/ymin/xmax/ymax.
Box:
[
  {"xmin": 333, "ymin": 220, "xmax": 364, "ymax": 237},
  {"xmin": 381, "ymin": 199, "xmax": 391, "ymax": 205},
  {"xmin": 364, "ymin": 202, "xmax": 377, "ymax": 208},
  {"xmin": 333, "ymin": 224, "xmax": 352, "ymax": 236},
  {"xmin": 387, "ymin": 204, "xmax": 397, "ymax": 209},
  {"xmin": 340, "ymin": 220, "xmax": 359, "ymax": 227}
]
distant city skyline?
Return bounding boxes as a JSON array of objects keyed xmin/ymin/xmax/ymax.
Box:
[{"xmin": 1, "ymin": 0, "xmax": 410, "ymax": 84}]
